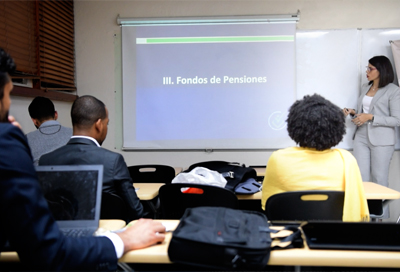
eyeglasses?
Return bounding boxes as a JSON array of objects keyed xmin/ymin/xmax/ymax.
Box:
[{"xmin": 366, "ymin": 66, "xmax": 377, "ymax": 73}]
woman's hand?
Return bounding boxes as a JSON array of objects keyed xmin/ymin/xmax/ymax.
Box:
[
  {"xmin": 343, "ymin": 108, "xmax": 356, "ymax": 116},
  {"xmin": 352, "ymin": 113, "xmax": 373, "ymax": 127}
]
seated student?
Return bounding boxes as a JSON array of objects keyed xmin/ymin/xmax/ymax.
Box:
[
  {"xmin": 39, "ymin": 95, "xmax": 145, "ymax": 221},
  {"xmin": 26, "ymin": 96, "xmax": 73, "ymax": 165},
  {"xmin": 0, "ymin": 48, "xmax": 165, "ymax": 271},
  {"xmin": 261, "ymin": 94, "xmax": 370, "ymax": 222}
]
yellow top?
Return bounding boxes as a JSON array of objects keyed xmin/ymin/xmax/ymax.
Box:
[{"xmin": 261, "ymin": 147, "xmax": 369, "ymax": 222}]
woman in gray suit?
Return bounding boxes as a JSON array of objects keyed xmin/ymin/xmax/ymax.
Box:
[{"xmin": 344, "ymin": 56, "xmax": 400, "ymax": 218}]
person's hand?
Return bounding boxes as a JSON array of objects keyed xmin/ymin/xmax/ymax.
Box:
[
  {"xmin": 343, "ymin": 108, "xmax": 356, "ymax": 116},
  {"xmin": 116, "ymin": 219, "xmax": 166, "ymax": 253},
  {"xmin": 8, "ymin": 115, "xmax": 22, "ymax": 130},
  {"xmin": 352, "ymin": 113, "xmax": 373, "ymax": 127}
]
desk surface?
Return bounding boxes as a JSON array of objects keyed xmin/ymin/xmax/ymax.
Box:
[
  {"xmin": 119, "ymin": 220, "xmax": 400, "ymax": 268},
  {"xmin": 237, "ymin": 181, "xmax": 400, "ymax": 200},
  {"xmin": 0, "ymin": 220, "xmax": 126, "ymax": 263},
  {"xmin": 134, "ymin": 182, "xmax": 400, "ymax": 201},
  {"xmin": 134, "ymin": 183, "xmax": 164, "ymax": 200},
  {"xmin": 363, "ymin": 181, "xmax": 400, "ymax": 199}
]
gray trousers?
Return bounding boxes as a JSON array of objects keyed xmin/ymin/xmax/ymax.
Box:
[{"xmin": 353, "ymin": 125, "xmax": 395, "ymax": 219}]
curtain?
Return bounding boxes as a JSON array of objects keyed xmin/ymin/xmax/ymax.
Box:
[{"xmin": 390, "ymin": 40, "xmax": 400, "ymax": 86}]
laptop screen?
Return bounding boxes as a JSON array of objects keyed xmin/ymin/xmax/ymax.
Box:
[{"xmin": 35, "ymin": 165, "xmax": 103, "ymax": 223}]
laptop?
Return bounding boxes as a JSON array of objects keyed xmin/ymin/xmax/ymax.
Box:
[
  {"xmin": 302, "ymin": 221, "xmax": 400, "ymax": 251},
  {"xmin": 35, "ymin": 165, "xmax": 104, "ymax": 237}
]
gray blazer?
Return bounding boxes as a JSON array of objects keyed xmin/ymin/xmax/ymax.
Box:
[{"xmin": 353, "ymin": 83, "xmax": 400, "ymax": 146}]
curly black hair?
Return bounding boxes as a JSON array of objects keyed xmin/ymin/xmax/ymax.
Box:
[
  {"xmin": 0, "ymin": 48, "xmax": 16, "ymax": 100},
  {"xmin": 286, "ymin": 94, "xmax": 346, "ymax": 151}
]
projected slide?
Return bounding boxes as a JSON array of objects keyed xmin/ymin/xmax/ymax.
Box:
[{"xmin": 122, "ymin": 21, "xmax": 296, "ymax": 149}]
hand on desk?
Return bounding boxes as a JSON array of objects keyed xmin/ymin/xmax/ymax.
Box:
[{"xmin": 116, "ymin": 219, "xmax": 166, "ymax": 253}]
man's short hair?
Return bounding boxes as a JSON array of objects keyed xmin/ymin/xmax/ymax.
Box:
[
  {"xmin": 28, "ymin": 97, "xmax": 56, "ymax": 121},
  {"xmin": 286, "ymin": 94, "xmax": 346, "ymax": 151},
  {"xmin": 71, "ymin": 95, "xmax": 106, "ymax": 128}
]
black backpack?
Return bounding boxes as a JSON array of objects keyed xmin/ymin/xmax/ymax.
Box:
[
  {"xmin": 187, "ymin": 161, "xmax": 260, "ymax": 194},
  {"xmin": 168, "ymin": 206, "xmax": 272, "ymax": 270}
]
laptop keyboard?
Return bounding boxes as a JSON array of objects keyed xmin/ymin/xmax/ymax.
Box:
[{"xmin": 60, "ymin": 228, "xmax": 94, "ymax": 237}]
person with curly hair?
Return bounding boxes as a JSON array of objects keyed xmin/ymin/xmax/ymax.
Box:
[
  {"xmin": 261, "ymin": 94, "xmax": 370, "ymax": 222},
  {"xmin": 0, "ymin": 48, "xmax": 165, "ymax": 271},
  {"xmin": 344, "ymin": 56, "xmax": 400, "ymax": 219}
]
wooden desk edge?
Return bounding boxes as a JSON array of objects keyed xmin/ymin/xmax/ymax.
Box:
[{"xmin": 118, "ymin": 220, "xmax": 400, "ymax": 268}]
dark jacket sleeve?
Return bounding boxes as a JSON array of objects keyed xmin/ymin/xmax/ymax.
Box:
[
  {"xmin": 0, "ymin": 124, "xmax": 118, "ymax": 271},
  {"xmin": 112, "ymin": 154, "xmax": 145, "ymax": 220}
]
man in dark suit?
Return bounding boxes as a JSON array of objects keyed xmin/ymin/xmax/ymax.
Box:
[
  {"xmin": 39, "ymin": 95, "xmax": 145, "ymax": 221},
  {"xmin": 0, "ymin": 48, "xmax": 165, "ymax": 271}
]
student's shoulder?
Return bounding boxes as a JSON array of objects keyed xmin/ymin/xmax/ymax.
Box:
[
  {"xmin": 0, "ymin": 122, "xmax": 26, "ymax": 141},
  {"xmin": 269, "ymin": 147, "xmax": 299, "ymax": 162},
  {"xmin": 334, "ymin": 148, "xmax": 357, "ymax": 162},
  {"xmin": 385, "ymin": 83, "xmax": 400, "ymax": 94},
  {"xmin": 25, "ymin": 128, "xmax": 39, "ymax": 140},
  {"xmin": 60, "ymin": 126, "xmax": 73, "ymax": 132},
  {"xmin": 0, "ymin": 123, "xmax": 33, "ymax": 164},
  {"xmin": 98, "ymin": 146, "xmax": 123, "ymax": 159}
]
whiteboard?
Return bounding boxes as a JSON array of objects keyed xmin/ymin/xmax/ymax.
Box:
[{"xmin": 296, "ymin": 28, "xmax": 400, "ymax": 150}]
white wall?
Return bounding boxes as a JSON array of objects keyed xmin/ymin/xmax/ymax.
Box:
[{"xmin": 9, "ymin": 0, "xmax": 400, "ymax": 220}]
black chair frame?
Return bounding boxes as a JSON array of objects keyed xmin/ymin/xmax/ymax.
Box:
[
  {"xmin": 159, "ymin": 183, "xmax": 238, "ymax": 219},
  {"xmin": 265, "ymin": 190, "xmax": 345, "ymax": 222},
  {"xmin": 128, "ymin": 164, "xmax": 176, "ymax": 184}
]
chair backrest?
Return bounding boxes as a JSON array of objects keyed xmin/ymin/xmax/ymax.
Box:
[
  {"xmin": 265, "ymin": 190, "xmax": 344, "ymax": 222},
  {"xmin": 128, "ymin": 164, "xmax": 176, "ymax": 184},
  {"xmin": 100, "ymin": 192, "xmax": 129, "ymax": 223},
  {"xmin": 159, "ymin": 183, "xmax": 239, "ymax": 219}
]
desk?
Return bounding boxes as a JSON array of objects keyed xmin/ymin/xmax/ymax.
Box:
[
  {"xmin": 133, "ymin": 182, "xmax": 400, "ymax": 202},
  {"xmin": 252, "ymin": 167, "xmax": 266, "ymax": 178},
  {"xmin": 0, "ymin": 220, "xmax": 126, "ymax": 263},
  {"xmin": 363, "ymin": 181, "xmax": 400, "ymax": 200},
  {"xmin": 134, "ymin": 183, "xmax": 164, "ymax": 201},
  {"xmin": 237, "ymin": 181, "xmax": 400, "ymax": 201},
  {"xmin": 119, "ymin": 220, "xmax": 400, "ymax": 268},
  {"xmin": 173, "ymin": 167, "xmax": 183, "ymax": 175}
]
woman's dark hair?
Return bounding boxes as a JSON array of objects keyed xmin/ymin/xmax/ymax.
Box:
[
  {"xmin": 369, "ymin": 55, "xmax": 394, "ymax": 88},
  {"xmin": 0, "ymin": 48, "xmax": 16, "ymax": 100},
  {"xmin": 286, "ymin": 94, "xmax": 346, "ymax": 151}
]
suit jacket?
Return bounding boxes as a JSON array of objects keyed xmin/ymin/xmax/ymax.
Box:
[
  {"xmin": 354, "ymin": 83, "xmax": 400, "ymax": 146},
  {"xmin": 26, "ymin": 120, "xmax": 73, "ymax": 166},
  {"xmin": 39, "ymin": 137, "xmax": 144, "ymax": 220},
  {"xmin": 0, "ymin": 123, "xmax": 117, "ymax": 271}
]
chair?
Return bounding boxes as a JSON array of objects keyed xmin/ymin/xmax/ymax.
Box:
[
  {"xmin": 158, "ymin": 183, "xmax": 239, "ymax": 219},
  {"xmin": 128, "ymin": 164, "xmax": 176, "ymax": 184},
  {"xmin": 100, "ymin": 192, "xmax": 129, "ymax": 223},
  {"xmin": 265, "ymin": 191, "xmax": 344, "ymax": 222},
  {"xmin": 368, "ymin": 200, "xmax": 384, "ymax": 220}
]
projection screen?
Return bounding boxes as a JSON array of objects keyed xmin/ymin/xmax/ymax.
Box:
[{"xmin": 120, "ymin": 15, "xmax": 299, "ymax": 150}]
